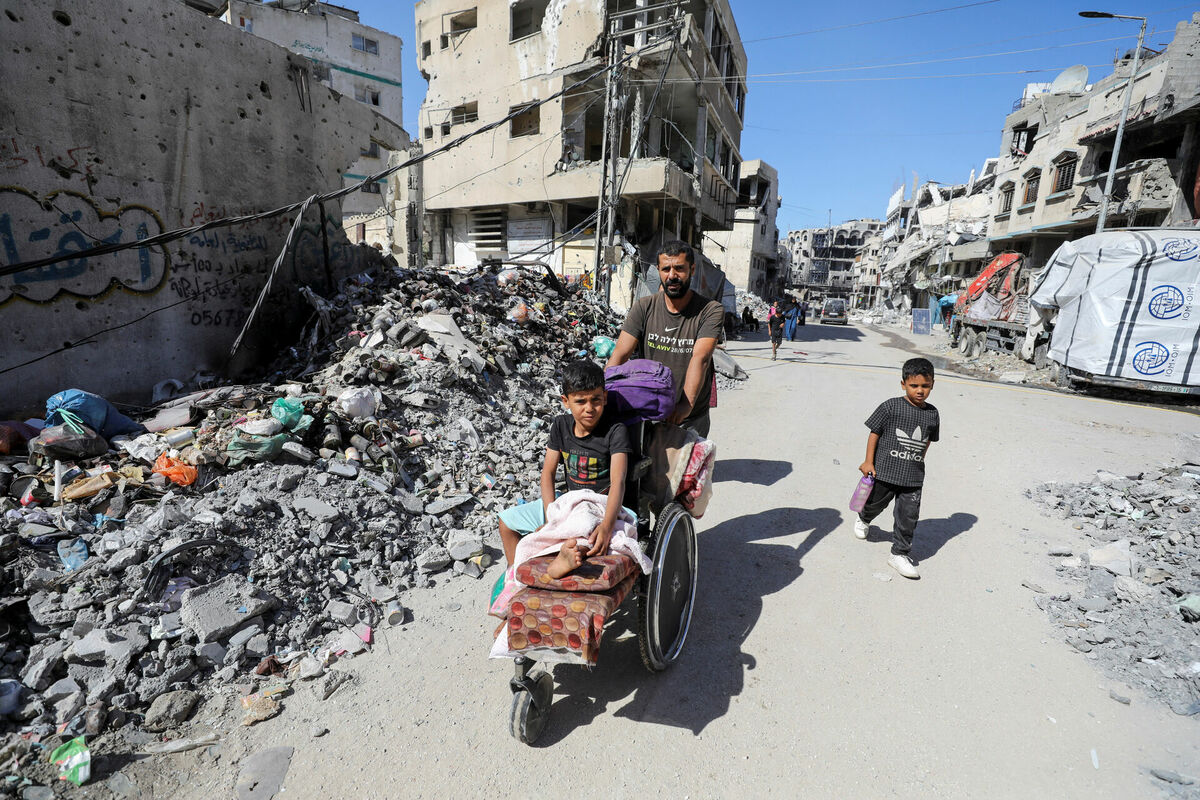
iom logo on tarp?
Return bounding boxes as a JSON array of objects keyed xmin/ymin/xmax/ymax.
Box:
[
  {"xmin": 1132, "ymin": 341, "xmax": 1170, "ymax": 375},
  {"xmin": 1148, "ymin": 284, "xmax": 1185, "ymax": 320},
  {"xmin": 1163, "ymin": 238, "xmax": 1199, "ymax": 261}
]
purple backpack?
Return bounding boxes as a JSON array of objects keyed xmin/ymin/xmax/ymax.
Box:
[{"xmin": 603, "ymin": 359, "xmax": 676, "ymax": 423}]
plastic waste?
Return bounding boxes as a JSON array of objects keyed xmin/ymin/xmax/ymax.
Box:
[
  {"xmin": 119, "ymin": 432, "xmax": 166, "ymax": 465},
  {"xmin": 29, "ymin": 417, "xmax": 109, "ymax": 461},
  {"xmin": 455, "ymin": 417, "xmax": 481, "ymax": 449},
  {"xmin": 849, "ymin": 474, "xmax": 875, "ymax": 514},
  {"xmin": 162, "ymin": 428, "xmax": 195, "ymax": 448},
  {"xmin": 237, "ymin": 417, "xmax": 284, "ymax": 437},
  {"xmin": 507, "ymin": 299, "xmax": 530, "ymax": 324},
  {"xmin": 50, "ymin": 736, "xmax": 91, "ymax": 786},
  {"xmin": 0, "ymin": 679, "xmax": 21, "ymax": 715},
  {"xmin": 336, "ymin": 387, "xmax": 378, "ymax": 418},
  {"xmin": 152, "ymin": 453, "xmax": 198, "ymax": 486},
  {"xmin": 225, "ymin": 433, "xmax": 288, "ymax": 467},
  {"xmin": 496, "ymin": 268, "xmax": 520, "ymax": 289},
  {"xmin": 591, "ymin": 336, "xmax": 616, "ymax": 358},
  {"xmin": 45, "ymin": 389, "xmax": 144, "ymax": 439},
  {"xmin": 57, "ymin": 538, "xmax": 88, "ymax": 571},
  {"xmin": 270, "ymin": 397, "xmax": 305, "ymax": 430}
]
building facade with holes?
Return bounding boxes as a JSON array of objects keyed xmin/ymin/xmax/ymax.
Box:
[
  {"xmin": 414, "ymin": 0, "xmax": 747, "ymax": 310},
  {"xmin": 986, "ymin": 12, "xmax": 1200, "ymax": 271},
  {"xmin": 704, "ymin": 160, "xmax": 781, "ymax": 299},
  {"xmin": 785, "ymin": 219, "xmax": 882, "ymax": 296},
  {"xmin": 217, "ymin": 0, "xmax": 414, "ymax": 255}
]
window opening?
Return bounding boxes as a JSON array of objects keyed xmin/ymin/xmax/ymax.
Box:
[
  {"xmin": 421, "ymin": 40, "xmax": 431, "ymax": 59},
  {"xmin": 352, "ymin": 34, "xmax": 379, "ymax": 55},
  {"xmin": 469, "ymin": 208, "xmax": 507, "ymax": 250},
  {"xmin": 1053, "ymin": 157, "xmax": 1077, "ymax": 193},
  {"xmin": 362, "ymin": 182, "xmax": 381, "ymax": 195},
  {"xmin": 510, "ymin": 103, "xmax": 540, "ymax": 137},
  {"xmin": 238, "ymin": 16, "xmax": 253, "ymax": 33},
  {"xmin": 1010, "ymin": 123, "xmax": 1038, "ymax": 157},
  {"xmin": 511, "ymin": 0, "xmax": 550, "ymax": 41},
  {"xmin": 361, "ymin": 141, "xmax": 380, "ymax": 158},
  {"xmin": 1023, "ymin": 171, "xmax": 1040, "ymax": 205},
  {"xmin": 450, "ymin": 102, "xmax": 479, "ymax": 126},
  {"xmin": 355, "ymin": 86, "xmax": 380, "ymax": 106}
]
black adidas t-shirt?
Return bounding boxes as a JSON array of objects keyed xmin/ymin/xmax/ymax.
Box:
[
  {"xmin": 545, "ymin": 414, "xmax": 632, "ymax": 493},
  {"xmin": 865, "ymin": 397, "xmax": 940, "ymax": 487}
]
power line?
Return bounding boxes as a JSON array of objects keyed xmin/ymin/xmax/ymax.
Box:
[{"xmin": 743, "ymin": 64, "xmax": 1115, "ymax": 85}]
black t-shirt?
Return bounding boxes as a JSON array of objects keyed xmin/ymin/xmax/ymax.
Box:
[
  {"xmin": 865, "ymin": 397, "xmax": 941, "ymax": 487},
  {"xmin": 768, "ymin": 313, "xmax": 785, "ymax": 336},
  {"xmin": 545, "ymin": 414, "xmax": 632, "ymax": 493},
  {"xmin": 621, "ymin": 291, "xmax": 724, "ymax": 421}
]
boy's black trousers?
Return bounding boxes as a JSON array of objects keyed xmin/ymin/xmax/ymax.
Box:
[{"xmin": 858, "ymin": 479, "xmax": 922, "ymax": 556}]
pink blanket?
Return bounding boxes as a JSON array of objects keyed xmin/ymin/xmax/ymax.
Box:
[{"xmin": 514, "ymin": 490, "xmax": 652, "ymax": 576}]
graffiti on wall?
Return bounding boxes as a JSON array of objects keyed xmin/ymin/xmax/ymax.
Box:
[
  {"xmin": 1, "ymin": 138, "xmax": 99, "ymax": 185},
  {"xmin": 0, "ymin": 187, "xmax": 168, "ymax": 305}
]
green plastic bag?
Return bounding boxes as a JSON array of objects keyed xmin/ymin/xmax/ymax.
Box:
[
  {"xmin": 592, "ymin": 336, "xmax": 616, "ymax": 359},
  {"xmin": 50, "ymin": 736, "xmax": 91, "ymax": 786},
  {"xmin": 270, "ymin": 398, "xmax": 304, "ymax": 430},
  {"xmin": 225, "ymin": 433, "xmax": 288, "ymax": 466}
]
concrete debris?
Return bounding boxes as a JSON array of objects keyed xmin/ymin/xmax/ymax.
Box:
[
  {"xmin": 234, "ymin": 746, "xmax": 294, "ymax": 800},
  {"xmin": 0, "ymin": 262, "xmax": 630, "ymax": 773},
  {"xmin": 1028, "ymin": 455, "xmax": 1200, "ymax": 715}
]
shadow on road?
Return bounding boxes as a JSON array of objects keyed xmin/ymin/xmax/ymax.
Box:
[
  {"xmin": 539, "ymin": 506, "xmax": 841, "ymax": 743},
  {"xmin": 863, "ymin": 510, "xmax": 977, "ymax": 562},
  {"xmin": 714, "ymin": 458, "xmax": 792, "ymax": 486}
]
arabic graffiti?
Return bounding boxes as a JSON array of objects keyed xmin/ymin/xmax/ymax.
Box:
[
  {"xmin": 0, "ymin": 138, "xmax": 98, "ymax": 183},
  {"xmin": 0, "ymin": 187, "xmax": 168, "ymax": 305}
]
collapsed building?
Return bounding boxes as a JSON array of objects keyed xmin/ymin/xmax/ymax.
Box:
[
  {"xmin": 784, "ymin": 218, "xmax": 883, "ymax": 296},
  {"xmin": 0, "ymin": 0, "xmax": 411, "ymax": 415},
  {"xmin": 414, "ymin": 0, "xmax": 747, "ymax": 310},
  {"xmin": 704, "ymin": 159, "xmax": 782, "ymax": 299}
]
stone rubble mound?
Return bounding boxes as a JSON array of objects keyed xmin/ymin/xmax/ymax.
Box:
[
  {"xmin": 1026, "ymin": 437, "xmax": 1200, "ymax": 717},
  {"xmin": 0, "ymin": 262, "xmax": 650, "ymax": 766}
]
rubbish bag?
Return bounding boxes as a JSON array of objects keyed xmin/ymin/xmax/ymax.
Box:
[
  {"xmin": 57, "ymin": 538, "xmax": 89, "ymax": 571},
  {"xmin": 271, "ymin": 397, "xmax": 305, "ymax": 430},
  {"xmin": 30, "ymin": 419, "xmax": 108, "ymax": 461},
  {"xmin": 225, "ymin": 433, "xmax": 288, "ymax": 467},
  {"xmin": 152, "ymin": 453, "xmax": 198, "ymax": 486},
  {"xmin": 50, "ymin": 736, "xmax": 91, "ymax": 786},
  {"xmin": 46, "ymin": 389, "xmax": 144, "ymax": 439},
  {"xmin": 591, "ymin": 336, "xmax": 616, "ymax": 359},
  {"xmin": 603, "ymin": 359, "xmax": 676, "ymax": 423},
  {"xmin": 336, "ymin": 387, "xmax": 377, "ymax": 418},
  {"xmin": 507, "ymin": 299, "xmax": 530, "ymax": 325}
]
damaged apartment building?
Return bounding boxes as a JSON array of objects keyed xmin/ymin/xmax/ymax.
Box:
[
  {"xmin": 214, "ymin": 0, "xmax": 421, "ymax": 264},
  {"xmin": 414, "ymin": 0, "xmax": 747, "ymax": 310},
  {"xmin": 705, "ymin": 159, "xmax": 782, "ymax": 299},
  {"xmin": 785, "ymin": 219, "xmax": 882, "ymax": 295},
  {"xmin": 987, "ymin": 12, "xmax": 1200, "ymax": 269}
]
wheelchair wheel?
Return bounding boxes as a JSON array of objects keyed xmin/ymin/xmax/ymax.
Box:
[
  {"xmin": 638, "ymin": 501, "xmax": 698, "ymax": 672},
  {"xmin": 509, "ymin": 669, "xmax": 553, "ymax": 744}
]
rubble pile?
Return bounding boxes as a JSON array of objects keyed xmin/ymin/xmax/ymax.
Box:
[
  {"xmin": 930, "ymin": 339, "xmax": 1054, "ymax": 387},
  {"xmin": 0, "ymin": 263, "xmax": 634, "ymax": 767},
  {"xmin": 1026, "ymin": 436, "xmax": 1200, "ymax": 716},
  {"xmin": 735, "ymin": 289, "xmax": 769, "ymax": 319}
]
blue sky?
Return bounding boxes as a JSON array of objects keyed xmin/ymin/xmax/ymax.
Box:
[{"xmin": 350, "ymin": 1, "xmax": 1193, "ymax": 233}]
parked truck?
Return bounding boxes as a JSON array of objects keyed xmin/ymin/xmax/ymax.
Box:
[{"xmin": 951, "ymin": 230, "xmax": 1200, "ymax": 395}]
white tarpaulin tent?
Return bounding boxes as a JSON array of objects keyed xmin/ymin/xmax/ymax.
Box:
[{"xmin": 1030, "ymin": 230, "xmax": 1200, "ymax": 387}]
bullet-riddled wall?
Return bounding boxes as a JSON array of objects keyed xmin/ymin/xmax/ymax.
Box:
[{"xmin": 0, "ymin": 0, "xmax": 406, "ymax": 414}]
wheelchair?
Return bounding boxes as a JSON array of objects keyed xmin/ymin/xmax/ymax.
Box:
[{"xmin": 502, "ymin": 421, "xmax": 699, "ymax": 744}]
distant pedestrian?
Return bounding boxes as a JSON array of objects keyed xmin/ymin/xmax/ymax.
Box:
[
  {"xmin": 785, "ymin": 301, "xmax": 800, "ymax": 341},
  {"xmin": 799, "ymin": 301, "xmax": 808, "ymax": 326},
  {"xmin": 854, "ymin": 357, "xmax": 940, "ymax": 579},
  {"xmin": 768, "ymin": 302, "xmax": 785, "ymax": 360}
]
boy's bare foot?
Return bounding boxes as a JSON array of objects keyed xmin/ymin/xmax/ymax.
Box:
[{"xmin": 546, "ymin": 539, "xmax": 585, "ymax": 579}]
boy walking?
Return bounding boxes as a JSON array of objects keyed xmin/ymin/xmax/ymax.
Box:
[
  {"xmin": 855, "ymin": 358, "xmax": 940, "ymax": 579},
  {"xmin": 768, "ymin": 302, "xmax": 785, "ymax": 360},
  {"xmin": 497, "ymin": 360, "xmax": 631, "ymax": 579}
]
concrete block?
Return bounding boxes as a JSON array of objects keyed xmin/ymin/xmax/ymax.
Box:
[{"xmin": 179, "ymin": 575, "xmax": 280, "ymax": 643}]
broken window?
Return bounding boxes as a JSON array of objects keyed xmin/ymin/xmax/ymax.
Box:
[
  {"xmin": 352, "ymin": 34, "xmax": 379, "ymax": 55},
  {"xmin": 1022, "ymin": 170, "xmax": 1041, "ymax": 205},
  {"xmin": 355, "ymin": 86, "xmax": 381, "ymax": 106},
  {"xmin": 440, "ymin": 34, "xmax": 450, "ymax": 50},
  {"xmin": 1010, "ymin": 123, "xmax": 1038, "ymax": 157},
  {"xmin": 423, "ymin": 126, "xmax": 434, "ymax": 141},
  {"xmin": 421, "ymin": 40, "xmax": 431, "ymax": 59},
  {"xmin": 1052, "ymin": 153, "xmax": 1078, "ymax": 193},
  {"xmin": 440, "ymin": 123, "xmax": 451, "ymax": 137},
  {"xmin": 238, "ymin": 15, "xmax": 253, "ymax": 33},
  {"xmin": 449, "ymin": 9, "xmax": 477, "ymax": 34},
  {"xmin": 510, "ymin": 103, "xmax": 540, "ymax": 137},
  {"xmin": 361, "ymin": 141, "xmax": 380, "ymax": 158},
  {"xmin": 450, "ymin": 102, "xmax": 479, "ymax": 126},
  {"xmin": 362, "ymin": 182, "xmax": 381, "ymax": 194},
  {"xmin": 999, "ymin": 183, "xmax": 1014, "ymax": 214},
  {"xmin": 511, "ymin": 0, "xmax": 549, "ymax": 40}
]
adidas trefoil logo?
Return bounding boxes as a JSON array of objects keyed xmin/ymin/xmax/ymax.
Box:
[{"xmin": 895, "ymin": 426, "xmax": 928, "ymax": 449}]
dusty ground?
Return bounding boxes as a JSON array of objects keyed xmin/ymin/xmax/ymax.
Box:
[{"xmin": 102, "ymin": 320, "xmax": 1200, "ymax": 799}]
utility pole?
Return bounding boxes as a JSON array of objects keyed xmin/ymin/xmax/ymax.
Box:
[{"xmin": 590, "ymin": 32, "xmax": 617, "ymax": 297}]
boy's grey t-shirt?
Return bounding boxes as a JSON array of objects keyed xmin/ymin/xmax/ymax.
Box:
[
  {"xmin": 865, "ymin": 397, "xmax": 940, "ymax": 487},
  {"xmin": 621, "ymin": 291, "xmax": 724, "ymax": 421}
]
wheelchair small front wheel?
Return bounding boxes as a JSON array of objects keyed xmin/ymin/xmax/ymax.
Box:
[
  {"xmin": 509, "ymin": 669, "xmax": 553, "ymax": 744},
  {"xmin": 638, "ymin": 501, "xmax": 698, "ymax": 672}
]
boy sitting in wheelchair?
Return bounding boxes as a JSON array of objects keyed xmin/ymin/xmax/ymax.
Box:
[{"xmin": 497, "ymin": 360, "xmax": 635, "ymax": 579}]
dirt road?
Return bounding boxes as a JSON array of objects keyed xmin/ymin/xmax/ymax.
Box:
[{"xmin": 156, "ymin": 322, "xmax": 1200, "ymax": 799}]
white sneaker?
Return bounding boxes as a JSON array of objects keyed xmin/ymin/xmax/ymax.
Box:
[
  {"xmin": 888, "ymin": 554, "xmax": 920, "ymax": 579},
  {"xmin": 853, "ymin": 519, "xmax": 869, "ymax": 539}
]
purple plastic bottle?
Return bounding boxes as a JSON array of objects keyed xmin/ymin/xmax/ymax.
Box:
[{"xmin": 848, "ymin": 474, "xmax": 875, "ymax": 513}]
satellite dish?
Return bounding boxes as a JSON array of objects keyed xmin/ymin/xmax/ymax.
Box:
[{"xmin": 1050, "ymin": 64, "xmax": 1089, "ymax": 94}]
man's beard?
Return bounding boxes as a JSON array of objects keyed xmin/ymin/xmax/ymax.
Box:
[{"xmin": 663, "ymin": 276, "xmax": 690, "ymax": 298}]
